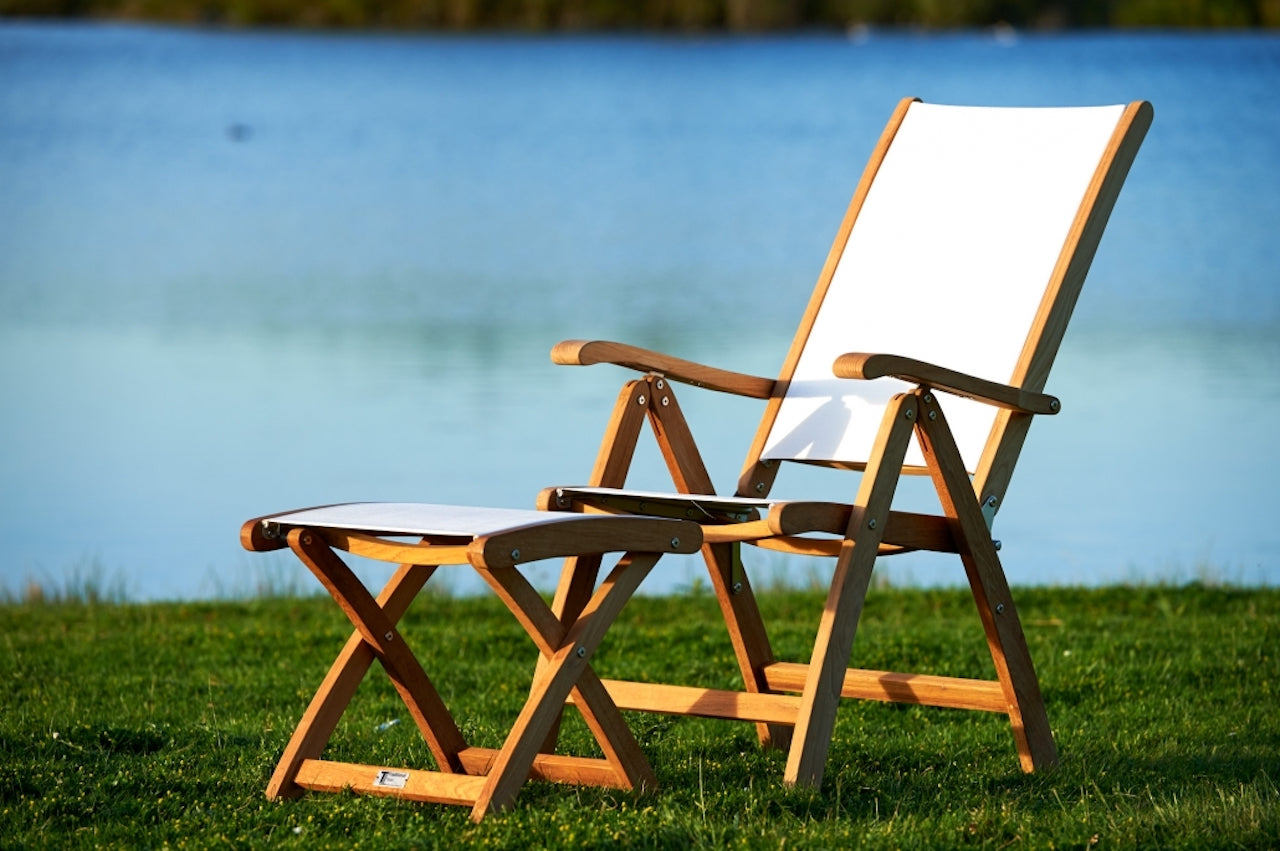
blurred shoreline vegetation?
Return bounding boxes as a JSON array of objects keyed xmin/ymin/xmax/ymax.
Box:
[{"xmin": 2, "ymin": 0, "xmax": 1278, "ymax": 30}]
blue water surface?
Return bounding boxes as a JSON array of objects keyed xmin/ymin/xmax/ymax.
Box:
[{"xmin": 1, "ymin": 23, "xmax": 1277, "ymax": 598}]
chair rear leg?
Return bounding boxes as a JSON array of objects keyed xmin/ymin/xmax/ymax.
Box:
[
  {"xmin": 916, "ymin": 391, "xmax": 1058, "ymax": 771},
  {"xmin": 704, "ymin": 541, "xmax": 792, "ymax": 750},
  {"xmin": 646, "ymin": 378, "xmax": 790, "ymax": 749},
  {"xmin": 961, "ymin": 550, "xmax": 1058, "ymax": 771}
]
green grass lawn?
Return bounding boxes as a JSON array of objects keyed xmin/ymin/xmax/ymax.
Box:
[{"xmin": 2, "ymin": 583, "xmax": 1277, "ymax": 849}]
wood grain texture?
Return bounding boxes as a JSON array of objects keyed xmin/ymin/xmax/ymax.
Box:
[
  {"xmin": 586, "ymin": 379, "xmax": 650, "ymax": 491},
  {"xmin": 468, "ymin": 514, "xmax": 701, "ymax": 569},
  {"xmin": 477, "ymin": 558, "xmax": 658, "ymax": 797},
  {"xmin": 917, "ymin": 392, "xmax": 1058, "ymax": 770},
  {"xmin": 763, "ymin": 663, "xmax": 1007, "ymax": 713},
  {"xmin": 294, "ymin": 759, "xmax": 487, "ymax": 807},
  {"xmin": 589, "ymin": 679, "xmax": 802, "ymax": 725},
  {"xmin": 784, "ymin": 392, "xmax": 918, "ymax": 788},
  {"xmin": 645, "ymin": 378, "xmax": 791, "ymax": 749},
  {"xmin": 833, "ymin": 352, "xmax": 1061, "ymax": 414},
  {"xmin": 289, "ymin": 530, "xmax": 469, "ymax": 772},
  {"xmin": 551, "ymin": 339, "xmax": 776, "ymax": 399},
  {"xmin": 456, "ymin": 747, "xmax": 634, "ymax": 789},
  {"xmin": 539, "ymin": 378, "xmax": 650, "ymax": 756},
  {"xmin": 240, "ymin": 516, "xmax": 287, "ymax": 552},
  {"xmin": 471, "ymin": 553, "xmax": 660, "ymax": 820},
  {"xmin": 320, "ymin": 530, "xmax": 470, "ymax": 565},
  {"xmin": 266, "ymin": 561, "xmax": 437, "ymax": 799}
]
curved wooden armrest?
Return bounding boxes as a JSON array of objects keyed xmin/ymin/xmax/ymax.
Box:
[
  {"xmin": 832, "ymin": 352, "xmax": 1060, "ymax": 415},
  {"xmin": 551, "ymin": 340, "xmax": 777, "ymax": 399}
]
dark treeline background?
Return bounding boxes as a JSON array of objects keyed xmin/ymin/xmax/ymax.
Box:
[{"xmin": 3, "ymin": 0, "xmax": 1278, "ymax": 29}]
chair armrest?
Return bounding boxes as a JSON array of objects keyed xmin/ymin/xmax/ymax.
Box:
[
  {"xmin": 551, "ymin": 340, "xmax": 777, "ymax": 400},
  {"xmin": 832, "ymin": 352, "xmax": 1060, "ymax": 415}
]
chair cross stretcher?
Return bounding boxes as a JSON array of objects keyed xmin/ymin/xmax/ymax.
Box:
[{"xmin": 240, "ymin": 503, "xmax": 700, "ymax": 822}]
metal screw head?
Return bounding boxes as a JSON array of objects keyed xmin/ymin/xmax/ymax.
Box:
[
  {"xmin": 1049, "ymin": 399, "xmax": 1061, "ymax": 413},
  {"xmin": 384, "ymin": 631, "xmax": 394, "ymax": 641},
  {"xmin": 670, "ymin": 537, "xmax": 681, "ymax": 549},
  {"xmin": 575, "ymin": 646, "xmax": 587, "ymax": 658},
  {"xmin": 995, "ymin": 603, "xmax": 1006, "ymax": 615},
  {"xmin": 732, "ymin": 581, "xmax": 743, "ymax": 594},
  {"xmin": 661, "ymin": 396, "xmax": 670, "ymax": 406},
  {"xmin": 510, "ymin": 548, "xmax": 521, "ymax": 561},
  {"xmin": 755, "ymin": 482, "xmax": 765, "ymax": 493},
  {"xmin": 923, "ymin": 393, "xmax": 935, "ymax": 404},
  {"xmin": 637, "ymin": 395, "xmax": 646, "ymax": 405},
  {"xmin": 993, "ymin": 540, "xmax": 1003, "ymax": 552},
  {"xmin": 928, "ymin": 410, "xmax": 937, "ymax": 421},
  {"xmin": 656, "ymin": 379, "xmax": 665, "ymax": 390},
  {"xmin": 985, "ymin": 496, "xmax": 999, "ymax": 508},
  {"xmin": 905, "ymin": 408, "xmax": 915, "ymax": 420},
  {"xmin": 867, "ymin": 518, "xmax": 877, "ymax": 530}
]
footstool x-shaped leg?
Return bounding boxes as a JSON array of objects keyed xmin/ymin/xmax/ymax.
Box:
[{"xmin": 240, "ymin": 503, "xmax": 700, "ymax": 821}]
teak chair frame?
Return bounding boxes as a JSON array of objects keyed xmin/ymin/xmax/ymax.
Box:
[
  {"xmin": 538, "ymin": 97, "xmax": 1153, "ymax": 789},
  {"xmin": 240, "ymin": 506, "xmax": 701, "ymax": 821}
]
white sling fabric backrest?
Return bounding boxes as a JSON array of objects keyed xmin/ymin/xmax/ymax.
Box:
[{"xmin": 760, "ymin": 102, "xmax": 1127, "ymax": 472}]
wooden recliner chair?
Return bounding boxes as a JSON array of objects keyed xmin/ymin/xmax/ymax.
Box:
[{"xmin": 540, "ymin": 98, "xmax": 1153, "ymax": 788}]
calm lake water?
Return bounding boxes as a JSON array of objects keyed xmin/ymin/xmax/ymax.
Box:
[{"xmin": 2, "ymin": 23, "xmax": 1278, "ymax": 599}]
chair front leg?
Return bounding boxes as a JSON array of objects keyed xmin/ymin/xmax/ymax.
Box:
[{"xmin": 784, "ymin": 392, "xmax": 919, "ymax": 788}]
